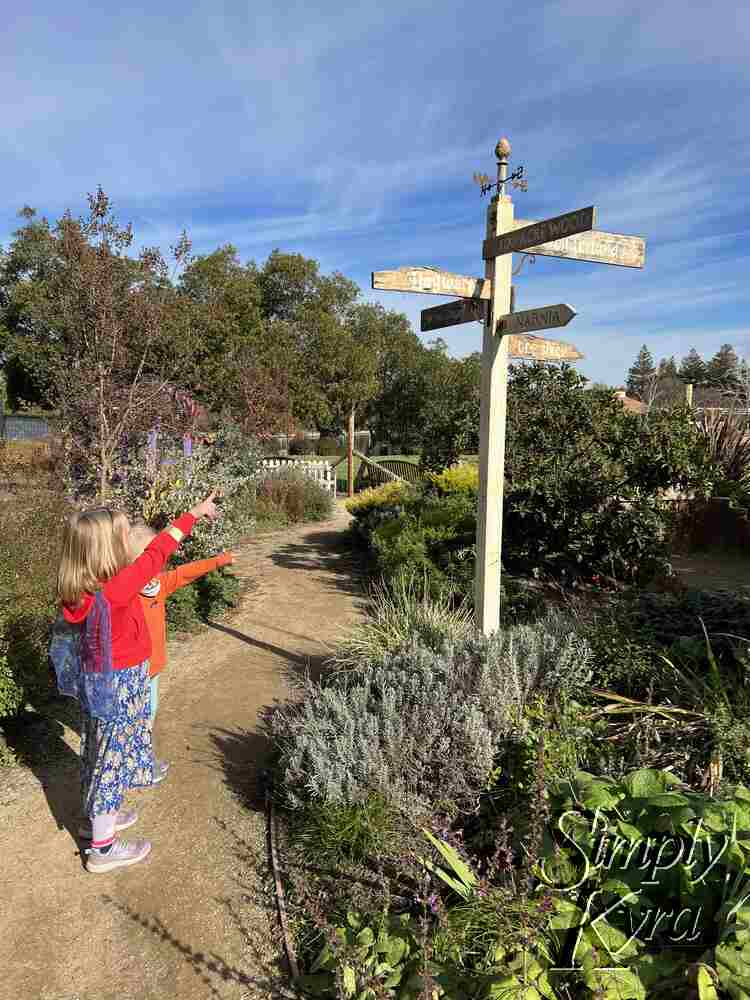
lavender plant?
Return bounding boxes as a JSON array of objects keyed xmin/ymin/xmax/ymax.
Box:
[{"xmin": 265, "ymin": 613, "xmax": 592, "ymax": 818}]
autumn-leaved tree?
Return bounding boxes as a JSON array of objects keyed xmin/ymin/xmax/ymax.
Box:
[{"xmin": 13, "ymin": 190, "xmax": 197, "ymax": 497}]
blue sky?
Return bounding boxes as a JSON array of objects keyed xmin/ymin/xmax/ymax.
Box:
[{"xmin": 2, "ymin": 0, "xmax": 749, "ymax": 385}]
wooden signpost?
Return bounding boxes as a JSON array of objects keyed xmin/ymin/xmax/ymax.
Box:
[
  {"xmin": 513, "ymin": 222, "xmax": 646, "ymax": 268},
  {"xmin": 372, "ymin": 136, "xmax": 646, "ymax": 635},
  {"xmin": 420, "ymin": 297, "xmax": 488, "ymax": 332},
  {"xmin": 482, "ymin": 207, "xmax": 597, "ymax": 260},
  {"xmin": 507, "ymin": 334, "xmax": 583, "ymax": 362},
  {"xmin": 373, "ymin": 267, "xmax": 492, "ymax": 300}
]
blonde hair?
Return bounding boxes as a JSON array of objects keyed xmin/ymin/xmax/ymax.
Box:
[
  {"xmin": 57, "ymin": 508, "xmax": 131, "ymax": 606},
  {"xmin": 128, "ymin": 518, "xmax": 157, "ymax": 560}
]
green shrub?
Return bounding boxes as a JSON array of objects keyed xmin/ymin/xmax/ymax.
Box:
[
  {"xmin": 165, "ymin": 569, "xmax": 241, "ymax": 635},
  {"xmin": 265, "ymin": 614, "xmax": 592, "ymax": 817},
  {"xmin": 0, "ymin": 479, "xmax": 68, "ymax": 719},
  {"xmin": 258, "ymin": 468, "xmax": 334, "ymax": 523},
  {"xmin": 345, "ymin": 480, "xmax": 414, "ymax": 548},
  {"xmin": 165, "ymin": 583, "xmax": 200, "ymax": 636},
  {"xmin": 316, "ymin": 436, "xmax": 341, "ymax": 457},
  {"xmin": 300, "ymin": 476, "xmax": 335, "ymax": 521},
  {"xmin": 426, "ymin": 462, "xmax": 479, "ymax": 497}
]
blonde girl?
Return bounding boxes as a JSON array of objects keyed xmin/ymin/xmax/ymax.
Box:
[{"xmin": 55, "ymin": 494, "xmax": 218, "ymax": 873}]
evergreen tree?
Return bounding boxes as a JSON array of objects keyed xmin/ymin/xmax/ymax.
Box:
[
  {"xmin": 707, "ymin": 344, "xmax": 740, "ymax": 391},
  {"xmin": 658, "ymin": 356, "xmax": 678, "ymax": 379},
  {"xmin": 678, "ymin": 348, "xmax": 707, "ymax": 385},
  {"xmin": 626, "ymin": 345, "xmax": 656, "ymax": 400}
]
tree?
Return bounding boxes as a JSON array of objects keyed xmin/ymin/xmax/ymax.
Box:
[
  {"xmin": 11, "ymin": 189, "xmax": 197, "ymax": 497},
  {"xmin": 502, "ymin": 363, "xmax": 712, "ymax": 583},
  {"xmin": 0, "ymin": 208, "xmax": 68, "ymax": 408},
  {"xmin": 626, "ymin": 345, "xmax": 656, "ymax": 401},
  {"xmin": 659, "ymin": 356, "xmax": 679, "ymax": 380},
  {"xmin": 367, "ymin": 320, "xmax": 431, "ymax": 451},
  {"xmin": 678, "ymin": 348, "xmax": 708, "ymax": 386},
  {"xmin": 707, "ymin": 344, "xmax": 740, "ymax": 392},
  {"xmin": 420, "ymin": 351, "xmax": 481, "ymax": 471}
]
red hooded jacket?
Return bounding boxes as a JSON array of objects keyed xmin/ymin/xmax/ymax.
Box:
[{"xmin": 63, "ymin": 513, "xmax": 197, "ymax": 669}]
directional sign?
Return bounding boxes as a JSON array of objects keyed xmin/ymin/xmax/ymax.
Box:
[
  {"xmin": 513, "ymin": 219, "xmax": 645, "ymax": 268},
  {"xmin": 495, "ymin": 303, "xmax": 576, "ymax": 337},
  {"xmin": 483, "ymin": 206, "xmax": 597, "ymax": 260},
  {"xmin": 373, "ymin": 267, "xmax": 491, "ymax": 299},
  {"xmin": 507, "ymin": 334, "xmax": 583, "ymax": 362},
  {"xmin": 421, "ymin": 298, "xmax": 486, "ymax": 332}
]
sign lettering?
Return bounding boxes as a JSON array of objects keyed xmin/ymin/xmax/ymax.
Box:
[{"xmin": 483, "ymin": 207, "xmax": 597, "ymax": 259}]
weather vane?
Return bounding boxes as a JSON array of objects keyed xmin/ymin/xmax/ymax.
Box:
[{"xmin": 473, "ymin": 137, "xmax": 528, "ymax": 197}]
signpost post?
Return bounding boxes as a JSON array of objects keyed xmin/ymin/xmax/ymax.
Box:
[{"xmin": 371, "ymin": 136, "xmax": 645, "ymax": 634}]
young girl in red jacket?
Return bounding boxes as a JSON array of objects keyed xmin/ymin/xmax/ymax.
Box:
[{"xmin": 55, "ymin": 493, "xmax": 218, "ymax": 873}]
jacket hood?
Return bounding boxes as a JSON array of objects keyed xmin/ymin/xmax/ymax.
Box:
[{"xmin": 63, "ymin": 592, "xmax": 95, "ymax": 623}]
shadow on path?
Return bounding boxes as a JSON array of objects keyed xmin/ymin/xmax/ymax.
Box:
[
  {"xmin": 270, "ymin": 527, "xmax": 363, "ymax": 598},
  {"xmin": 2, "ymin": 704, "xmax": 84, "ymax": 852},
  {"xmin": 206, "ymin": 621, "xmax": 329, "ymax": 684},
  {"xmin": 101, "ymin": 887, "xmax": 289, "ymax": 1000}
]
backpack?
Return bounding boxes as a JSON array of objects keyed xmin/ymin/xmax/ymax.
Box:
[{"xmin": 49, "ymin": 591, "xmax": 119, "ymax": 722}]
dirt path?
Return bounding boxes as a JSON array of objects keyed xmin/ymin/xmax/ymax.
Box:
[{"xmin": 0, "ymin": 504, "xmax": 361, "ymax": 1000}]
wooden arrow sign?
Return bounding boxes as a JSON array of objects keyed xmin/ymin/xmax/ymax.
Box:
[
  {"xmin": 496, "ymin": 303, "xmax": 576, "ymax": 337},
  {"xmin": 507, "ymin": 334, "xmax": 583, "ymax": 362},
  {"xmin": 513, "ymin": 219, "xmax": 645, "ymax": 268},
  {"xmin": 373, "ymin": 267, "xmax": 491, "ymax": 299},
  {"xmin": 421, "ymin": 298, "xmax": 486, "ymax": 332},
  {"xmin": 483, "ymin": 206, "xmax": 597, "ymax": 260}
]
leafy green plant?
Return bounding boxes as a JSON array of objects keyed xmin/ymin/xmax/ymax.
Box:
[
  {"xmin": 525, "ymin": 769, "xmax": 750, "ymax": 998},
  {"xmin": 165, "ymin": 582, "xmax": 201, "ymax": 636},
  {"xmin": 0, "ymin": 473, "xmax": 68, "ymax": 719},
  {"xmin": 297, "ymin": 911, "xmax": 425, "ymax": 999}
]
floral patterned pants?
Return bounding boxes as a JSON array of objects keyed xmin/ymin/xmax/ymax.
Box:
[{"xmin": 80, "ymin": 660, "xmax": 155, "ymax": 818}]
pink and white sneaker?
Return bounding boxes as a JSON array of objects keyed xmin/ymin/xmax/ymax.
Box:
[{"xmin": 85, "ymin": 838, "xmax": 152, "ymax": 874}]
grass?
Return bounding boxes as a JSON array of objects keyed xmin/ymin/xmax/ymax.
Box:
[{"xmin": 328, "ymin": 572, "xmax": 476, "ymax": 670}]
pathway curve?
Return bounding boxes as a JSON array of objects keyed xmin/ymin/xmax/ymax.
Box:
[{"xmin": 0, "ymin": 503, "xmax": 361, "ymax": 1000}]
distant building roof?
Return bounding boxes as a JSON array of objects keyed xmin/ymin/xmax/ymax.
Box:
[{"xmin": 613, "ymin": 388, "xmax": 647, "ymax": 415}]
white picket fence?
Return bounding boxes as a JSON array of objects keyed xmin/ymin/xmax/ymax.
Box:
[{"xmin": 258, "ymin": 458, "xmax": 337, "ymax": 498}]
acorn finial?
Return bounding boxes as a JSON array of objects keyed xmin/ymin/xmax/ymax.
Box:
[{"xmin": 495, "ymin": 137, "xmax": 512, "ymax": 161}]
